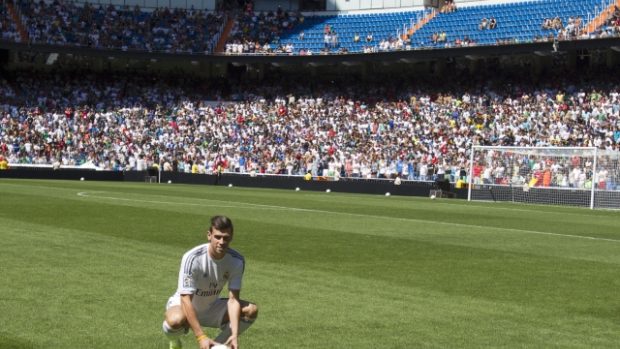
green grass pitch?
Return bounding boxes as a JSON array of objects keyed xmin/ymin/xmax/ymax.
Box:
[{"xmin": 0, "ymin": 179, "xmax": 619, "ymax": 348}]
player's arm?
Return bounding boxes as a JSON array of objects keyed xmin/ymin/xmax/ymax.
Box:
[
  {"xmin": 224, "ymin": 289, "xmax": 242, "ymax": 349},
  {"xmin": 181, "ymin": 294, "xmax": 217, "ymax": 349}
]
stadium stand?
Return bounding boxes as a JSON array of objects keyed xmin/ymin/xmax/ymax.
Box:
[
  {"xmin": 0, "ymin": 65, "xmax": 618, "ymax": 185},
  {"xmin": 0, "ymin": 1, "xmax": 23, "ymax": 43},
  {"xmin": 1, "ymin": 0, "xmax": 618, "ymax": 55},
  {"xmin": 12, "ymin": 0, "xmax": 225, "ymax": 53},
  {"xmin": 267, "ymin": 9, "xmax": 429, "ymax": 54},
  {"xmin": 411, "ymin": 0, "xmax": 612, "ymax": 47},
  {"xmin": 225, "ymin": 0, "xmax": 620, "ymax": 54},
  {"xmin": 0, "ymin": 1, "xmax": 619, "ymax": 190}
]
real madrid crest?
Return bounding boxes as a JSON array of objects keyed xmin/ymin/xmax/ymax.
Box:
[{"xmin": 183, "ymin": 275, "xmax": 193, "ymax": 288}]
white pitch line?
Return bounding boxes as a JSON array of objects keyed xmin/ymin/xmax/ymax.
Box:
[
  {"xmin": 77, "ymin": 191, "xmax": 310, "ymax": 211},
  {"xmin": 426, "ymin": 199, "xmax": 618, "ymax": 217},
  {"xmin": 76, "ymin": 192, "xmax": 620, "ymax": 243}
]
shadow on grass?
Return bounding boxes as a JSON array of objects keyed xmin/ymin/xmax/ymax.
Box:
[{"xmin": 0, "ymin": 336, "xmax": 35, "ymax": 349}]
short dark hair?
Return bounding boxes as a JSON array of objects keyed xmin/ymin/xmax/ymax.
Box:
[{"xmin": 210, "ymin": 215, "xmax": 234, "ymax": 234}]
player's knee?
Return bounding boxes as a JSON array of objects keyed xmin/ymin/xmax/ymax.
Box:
[
  {"xmin": 165, "ymin": 309, "xmax": 187, "ymax": 329},
  {"xmin": 243, "ymin": 302, "xmax": 258, "ymax": 320}
]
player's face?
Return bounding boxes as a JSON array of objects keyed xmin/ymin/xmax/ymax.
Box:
[{"xmin": 208, "ymin": 228, "xmax": 233, "ymax": 258}]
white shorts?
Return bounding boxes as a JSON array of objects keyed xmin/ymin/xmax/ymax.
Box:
[{"xmin": 166, "ymin": 296, "xmax": 229, "ymax": 328}]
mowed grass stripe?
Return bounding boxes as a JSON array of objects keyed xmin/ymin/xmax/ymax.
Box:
[
  {"xmin": 75, "ymin": 190, "xmax": 620, "ymax": 244},
  {"xmin": 250, "ymin": 261, "xmax": 618, "ymax": 348},
  {"xmin": 3, "ymin": 196, "xmax": 620, "ymax": 313},
  {"xmin": 3, "ymin": 203, "xmax": 620, "ymax": 312},
  {"xmin": 2, "ymin": 179, "xmax": 619, "ymax": 239},
  {"xmin": 1, "ymin": 219, "xmax": 617, "ymax": 349},
  {"xmin": 2, "ymin": 187, "xmax": 620, "ymax": 266},
  {"xmin": 3, "ymin": 180, "xmax": 620, "ymax": 244},
  {"xmin": 239, "ymin": 220, "xmax": 620, "ymax": 314},
  {"xmin": 3, "ymin": 178, "xmax": 619, "ymax": 220}
]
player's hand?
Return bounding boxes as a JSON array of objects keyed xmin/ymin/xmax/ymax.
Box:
[
  {"xmin": 224, "ymin": 335, "xmax": 239, "ymax": 349},
  {"xmin": 197, "ymin": 337, "xmax": 216, "ymax": 349}
]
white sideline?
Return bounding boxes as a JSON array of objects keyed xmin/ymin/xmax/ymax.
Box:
[{"xmin": 77, "ymin": 192, "xmax": 620, "ymax": 243}]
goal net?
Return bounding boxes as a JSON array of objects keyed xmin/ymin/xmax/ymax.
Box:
[{"xmin": 467, "ymin": 146, "xmax": 620, "ymax": 209}]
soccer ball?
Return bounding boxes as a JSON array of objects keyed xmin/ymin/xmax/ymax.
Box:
[
  {"xmin": 385, "ymin": 192, "xmax": 391, "ymax": 196},
  {"xmin": 167, "ymin": 180, "xmax": 172, "ymax": 184},
  {"xmin": 325, "ymin": 189, "xmax": 331, "ymax": 193},
  {"xmin": 295, "ymin": 187, "xmax": 300, "ymax": 191},
  {"xmin": 211, "ymin": 345, "xmax": 230, "ymax": 349},
  {"xmin": 80, "ymin": 177, "xmax": 85, "ymax": 181},
  {"xmin": 228, "ymin": 183, "xmax": 233, "ymax": 187},
  {"xmin": 430, "ymin": 194, "xmax": 436, "ymax": 200}
]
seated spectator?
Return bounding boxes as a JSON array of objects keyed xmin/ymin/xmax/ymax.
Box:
[
  {"xmin": 324, "ymin": 32, "xmax": 331, "ymax": 48},
  {"xmin": 379, "ymin": 39, "xmax": 389, "ymax": 51},
  {"xmin": 479, "ymin": 18, "xmax": 488, "ymax": 30},
  {"xmin": 564, "ymin": 16, "xmax": 583, "ymax": 38},
  {"xmin": 463, "ymin": 35, "xmax": 475, "ymax": 46},
  {"xmin": 402, "ymin": 34, "xmax": 411, "ymax": 47},
  {"xmin": 0, "ymin": 155, "xmax": 8, "ymax": 170},
  {"xmin": 366, "ymin": 32, "xmax": 373, "ymax": 43},
  {"xmin": 330, "ymin": 30, "xmax": 339, "ymax": 48},
  {"xmin": 353, "ymin": 32, "xmax": 360, "ymax": 43},
  {"xmin": 439, "ymin": 31, "xmax": 447, "ymax": 42},
  {"xmin": 298, "ymin": 31, "xmax": 305, "ymax": 40},
  {"xmin": 324, "ymin": 24, "xmax": 331, "ymax": 35},
  {"xmin": 441, "ymin": 0, "xmax": 456, "ymax": 13},
  {"xmin": 489, "ymin": 17, "xmax": 497, "ymax": 29}
]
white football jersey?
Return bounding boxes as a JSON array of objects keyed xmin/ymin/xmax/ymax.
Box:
[{"xmin": 173, "ymin": 243, "xmax": 245, "ymax": 312}]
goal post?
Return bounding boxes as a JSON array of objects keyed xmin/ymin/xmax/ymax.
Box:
[{"xmin": 467, "ymin": 146, "xmax": 620, "ymax": 209}]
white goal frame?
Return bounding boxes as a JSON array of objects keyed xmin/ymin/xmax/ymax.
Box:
[{"xmin": 467, "ymin": 146, "xmax": 620, "ymax": 210}]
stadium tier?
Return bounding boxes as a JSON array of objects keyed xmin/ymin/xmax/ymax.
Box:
[
  {"xmin": 266, "ymin": 9, "xmax": 429, "ymax": 54},
  {"xmin": 1, "ymin": 0, "xmax": 618, "ymax": 54},
  {"xmin": 410, "ymin": 0, "xmax": 609, "ymax": 47},
  {"xmin": 229, "ymin": 0, "xmax": 619, "ymax": 54},
  {"xmin": 10, "ymin": 0, "xmax": 225, "ymax": 53}
]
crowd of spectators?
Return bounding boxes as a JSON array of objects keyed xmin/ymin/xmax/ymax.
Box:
[
  {"xmin": 540, "ymin": 16, "xmax": 585, "ymax": 40},
  {"xmin": 537, "ymin": 10, "xmax": 620, "ymax": 42},
  {"xmin": 225, "ymin": 4, "xmax": 304, "ymax": 54},
  {"xmin": 440, "ymin": 0, "xmax": 457, "ymax": 14},
  {"xmin": 14, "ymin": 0, "xmax": 225, "ymax": 53},
  {"xmin": 1, "ymin": 2, "xmax": 21, "ymax": 42},
  {"xmin": 601, "ymin": 5, "xmax": 620, "ymax": 36},
  {"xmin": 542, "ymin": 16, "xmax": 565, "ymax": 31},
  {"xmin": 469, "ymin": 149, "xmax": 620, "ymax": 191},
  {"xmin": 431, "ymin": 31, "xmax": 448, "ymax": 45},
  {"xmin": 1, "ymin": 67, "xmax": 619, "ymax": 186}
]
